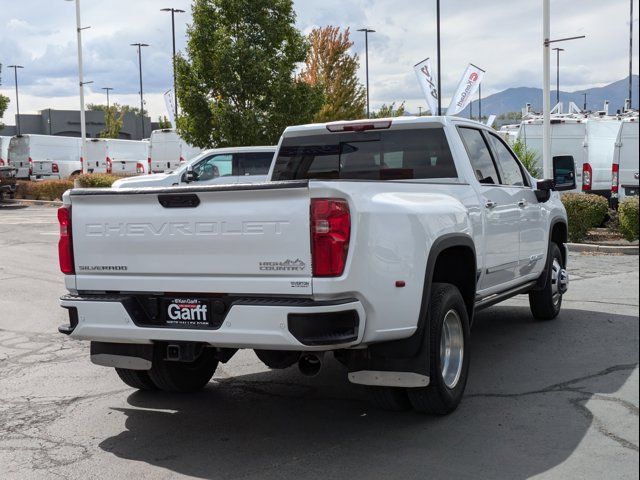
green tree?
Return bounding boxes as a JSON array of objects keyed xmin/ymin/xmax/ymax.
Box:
[
  {"xmin": 300, "ymin": 26, "xmax": 366, "ymax": 122},
  {"xmin": 157, "ymin": 115, "xmax": 172, "ymax": 129},
  {"xmin": 175, "ymin": 0, "xmax": 323, "ymax": 148},
  {"xmin": 0, "ymin": 94, "xmax": 9, "ymax": 130},
  {"xmin": 372, "ymin": 102, "xmax": 406, "ymax": 118},
  {"xmin": 99, "ymin": 105, "xmax": 125, "ymax": 139}
]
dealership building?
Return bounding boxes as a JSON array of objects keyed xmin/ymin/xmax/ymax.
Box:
[{"xmin": 0, "ymin": 109, "xmax": 157, "ymax": 140}]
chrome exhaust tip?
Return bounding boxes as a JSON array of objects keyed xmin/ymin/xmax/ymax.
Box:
[{"xmin": 298, "ymin": 353, "xmax": 323, "ymax": 377}]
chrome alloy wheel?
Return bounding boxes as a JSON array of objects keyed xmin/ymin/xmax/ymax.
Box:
[
  {"xmin": 440, "ymin": 309, "xmax": 464, "ymax": 389},
  {"xmin": 550, "ymin": 258, "xmax": 568, "ymax": 306}
]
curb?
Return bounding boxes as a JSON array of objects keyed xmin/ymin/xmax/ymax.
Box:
[
  {"xmin": 568, "ymin": 243, "xmax": 639, "ymax": 255},
  {"xmin": 1, "ymin": 198, "xmax": 62, "ymax": 207}
]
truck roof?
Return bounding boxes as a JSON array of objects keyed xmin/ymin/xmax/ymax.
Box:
[
  {"xmin": 282, "ymin": 116, "xmax": 487, "ymax": 137},
  {"xmin": 199, "ymin": 146, "xmax": 277, "ymax": 155}
]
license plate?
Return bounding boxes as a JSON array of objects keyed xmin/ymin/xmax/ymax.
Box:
[{"xmin": 164, "ymin": 298, "xmax": 211, "ymax": 328}]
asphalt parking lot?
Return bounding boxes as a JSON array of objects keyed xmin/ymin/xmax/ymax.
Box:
[{"xmin": 0, "ymin": 205, "xmax": 638, "ymax": 480}]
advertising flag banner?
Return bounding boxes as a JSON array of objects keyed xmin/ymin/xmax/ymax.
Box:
[
  {"xmin": 414, "ymin": 57, "xmax": 439, "ymax": 114},
  {"xmin": 447, "ymin": 64, "xmax": 485, "ymax": 116},
  {"xmin": 164, "ymin": 90, "xmax": 177, "ymax": 128}
]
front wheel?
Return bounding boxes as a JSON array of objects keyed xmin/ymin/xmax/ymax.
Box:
[
  {"xmin": 529, "ymin": 243, "xmax": 567, "ymax": 320},
  {"xmin": 407, "ymin": 283, "xmax": 471, "ymax": 415}
]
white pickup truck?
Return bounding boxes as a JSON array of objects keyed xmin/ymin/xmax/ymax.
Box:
[{"xmin": 58, "ymin": 117, "xmax": 574, "ymax": 414}]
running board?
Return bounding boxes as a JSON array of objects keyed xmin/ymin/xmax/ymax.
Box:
[{"xmin": 475, "ymin": 281, "xmax": 537, "ymax": 312}]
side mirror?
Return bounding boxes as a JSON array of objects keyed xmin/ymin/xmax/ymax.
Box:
[
  {"xmin": 534, "ymin": 179, "xmax": 554, "ymax": 202},
  {"xmin": 184, "ymin": 165, "xmax": 196, "ymax": 183},
  {"xmin": 552, "ymin": 155, "xmax": 577, "ymax": 191}
]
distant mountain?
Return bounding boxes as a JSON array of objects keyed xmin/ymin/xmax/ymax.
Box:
[{"xmin": 460, "ymin": 75, "xmax": 638, "ymax": 119}]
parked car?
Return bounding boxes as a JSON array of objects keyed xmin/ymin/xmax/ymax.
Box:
[
  {"xmin": 149, "ymin": 129, "xmax": 201, "ymax": 173},
  {"xmin": 58, "ymin": 116, "xmax": 573, "ymax": 414},
  {"xmin": 8, "ymin": 135, "xmax": 82, "ymax": 180},
  {"xmin": 111, "ymin": 146, "xmax": 276, "ymax": 188},
  {"xmin": 0, "ymin": 165, "xmax": 17, "ymax": 200},
  {"xmin": 85, "ymin": 138, "xmax": 149, "ymax": 175},
  {"xmin": 0, "ymin": 136, "xmax": 11, "ymax": 167},
  {"xmin": 612, "ymin": 115, "xmax": 639, "ymax": 204}
]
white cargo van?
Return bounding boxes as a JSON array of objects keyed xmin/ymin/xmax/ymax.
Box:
[
  {"xmin": 0, "ymin": 136, "xmax": 11, "ymax": 167},
  {"xmin": 149, "ymin": 129, "xmax": 201, "ymax": 173},
  {"xmin": 8, "ymin": 135, "xmax": 82, "ymax": 180},
  {"xmin": 85, "ymin": 138, "xmax": 149, "ymax": 175},
  {"xmin": 583, "ymin": 118, "xmax": 621, "ymax": 197},
  {"xmin": 612, "ymin": 116, "xmax": 639, "ymax": 203},
  {"xmin": 518, "ymin": 117, "xmax": 587, "ymax": 190}
]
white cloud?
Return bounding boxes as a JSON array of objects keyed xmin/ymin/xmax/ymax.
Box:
[{"xmin": 2, "ymin": 0, "xmax": 638, "ymax": 124}]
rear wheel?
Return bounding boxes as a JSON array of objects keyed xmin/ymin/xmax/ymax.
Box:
[
  {"xmin": 407, "ymin": 283, "xmax": 470, "ymax": 415},
  {"xmin": 115, "ymin": 368, "xmax": 157, "ymax": 391},
  {"xmin": 529, "ymin": 243, "xmax": 567, "ymax": 320},
  {"xmin": 148, "ymin": 347, "xmax": 218, "ymax": 392},
  {"xmin": 368, "ymin": 386, "xmax": 412, "ymax": 412}
]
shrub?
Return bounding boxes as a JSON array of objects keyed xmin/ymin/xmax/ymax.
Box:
[
  {"xmin": 74, "ymin": 173, "xmax": 120, "ymax": 188},
  {"xmin": 561, "ymin": 193, "xmax": 609, "ymax": 243},
  {"xmin": 618, "ymin": 197, "xmax": 639, "ymax": 242},
  {"xmin": 510, "ymin": 139, "xmax": 542, "ymax": 178},
  {"xmin": 16, "ymin": 180, "xmax": 74, "ymax": 201}
]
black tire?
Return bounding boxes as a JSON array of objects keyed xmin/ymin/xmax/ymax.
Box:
[
  {"xmin": 529, "ymin": 243, "xmax": 564, "ymax": 320},
  {"xmin": 407, "ymin": 283, "xmax": 471, "ymax": 415},
  {"xmin": 368, "ymin": 386, "xmax": 412, "ymax": 412},
  {"xmin": 115, "ymin": 368, "xmax": 158, "ymax": 391},
  {"xmin": 148, "ymin": 346, "xmax": 218, "ymax": 392}
]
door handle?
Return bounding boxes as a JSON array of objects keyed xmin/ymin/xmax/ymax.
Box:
[
  {"xmin": 518, "ymin": 199, "xmax": 527, "ymax": 208},
  {"xmin": 485, "ymin": 200, "xmax": 497, "ymax": 209}
]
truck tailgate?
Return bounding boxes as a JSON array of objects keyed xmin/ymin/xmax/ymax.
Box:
[{"xmin": 70, "ymin": 182, "xmax": 313, "ymax": 295}]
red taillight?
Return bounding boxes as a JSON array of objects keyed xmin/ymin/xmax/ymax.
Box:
[
  {"xmin": 136, "ymin": 162, "xmax": 145, "ymax": 174},
  {"xmin": 612, "ymin": 163, "xmax": 619, "ymax": 195},
  {"xmin": 582, "ymin": 163, "xmax": 592, "ymax": 191},
  {"xmin": 58, "ymin": 206, "xmax": 74, "ymax": 275},
  {"xmin": 106, "ymin": 157, "xmax": 112, "ymax": 174},
  {"xmin": 28, "ymin": 157, "xmax": 33, "ymax": 176},
  {"xmin": 179, "ymin": 156, "xmax": 186, "ymax": 163},
  {"xmin": 0, "ymin": 159, "xmax": 4, "ymax": 166},
  {"xmin": 148, "ymin": 157, "xmax": 152, "ymax": 174},
  {"xmin": 52, "ymin": 163, "xmax": 59, "ymax": 174},
  {"xmin": 311, "ymin": 198, "xmax": 350, "ymax": 277},
  {"xmin": 80, "ymin": 156, "xmax": 84, "ymax": 174}
]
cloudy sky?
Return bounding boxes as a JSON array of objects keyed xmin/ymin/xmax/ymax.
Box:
[{"xmin": 1, "ymin": 0, "xmax": 638, "ymax": 124}]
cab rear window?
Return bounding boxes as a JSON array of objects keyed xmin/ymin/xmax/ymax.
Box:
[{"xmin": 272, "ymin": 128, "xmax": 457, "ymax": 181}]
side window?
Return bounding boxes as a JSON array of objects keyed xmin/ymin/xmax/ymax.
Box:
[
  {"xmin": 458, "ymin": 127, "xmax": 500, "ymax": 185},
  {"xmin": 486, "ymin": 134, "xmax": 527, "ymax": 187},
  {"xmin": 193, "ymin": 154, "xmax": 233, "ymax": 181},
  {"xmin": 237, "ymin": 152, "xmax": 274, "ymax": 176}
]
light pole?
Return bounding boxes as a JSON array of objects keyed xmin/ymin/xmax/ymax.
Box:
[
  {"xmin": 629, "ymin": 0, "xmax": 634, "ymax": 109},
  {"xmin": 478, "ymin": 83, "xmax": 482, "ymax": 120},
  {"xmin": 131, "ymin": 43, "xmax": 149, "ymax": 139},
  {"xmin": 436, "ymin": 0, "xmax": 442, "ymax": 115},
  {"xmin": 7, "ymin": 65, "xmax": 23, "ymax": 135},
  {"xmin": 161, "ymin": 8, "xmax": 185, "ymax": 119},
  {"xmin": 552, "ymin": 47, "xmax": 564, "ymax": 106},
  {"xmin": 583, "ymin": 93, "xmax": 588, "ymax": 111},
  {"xmin": 542, "ymin": 0, "xmax": 585, "ymax": 179},
  {"xmin": 357, "ymin": 28, "xmax": 375, "ymax": 118},
  {"xmin": 65, "ymin": 0, "xmax": 89, "ymax": 167},
  {"xmin": 102, "ymin": 87, "xmax": 114, "ymax": 110}
]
